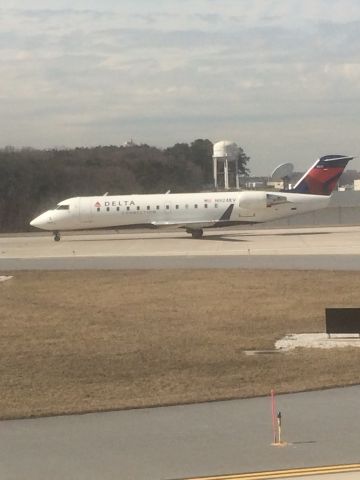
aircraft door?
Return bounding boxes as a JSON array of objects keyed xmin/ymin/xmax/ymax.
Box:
[{"xmin": 78, "ymin": 198, "xmax": 93, "ymax": 224}]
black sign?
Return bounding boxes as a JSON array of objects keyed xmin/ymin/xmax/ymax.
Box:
[{"xmin": 326, "ymin": 308, "xmax": 360, "ymax": 334}]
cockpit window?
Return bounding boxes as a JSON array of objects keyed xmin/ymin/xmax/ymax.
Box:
[{"xmin": 56, "ymin": 205, "xmax": 70, "ymax": 210}]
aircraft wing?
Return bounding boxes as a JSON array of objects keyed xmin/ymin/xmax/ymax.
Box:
[
  {"xmin": 151, "ymin": 220, "xmax": 217, "ymax": 229},
  {"xmin": 151, "ymin": 204, "xmax": 234, "ymax": 230}
]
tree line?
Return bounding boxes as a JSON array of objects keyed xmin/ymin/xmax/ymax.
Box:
[{"xmin": 0, "ymin": 140, "xmax": 250, "ymax": 233}]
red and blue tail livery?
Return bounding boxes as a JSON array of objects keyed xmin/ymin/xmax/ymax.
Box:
[{"xmin": 291, "ymin": 155, "xmax": 353, "ymax": 195}]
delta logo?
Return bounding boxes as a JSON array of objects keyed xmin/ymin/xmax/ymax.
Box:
[{"xmin": 94, "ymin": 200, "xmax": 136, "ymax": 207}]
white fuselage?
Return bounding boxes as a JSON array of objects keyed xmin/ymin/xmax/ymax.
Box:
[{"xmin": 30, "ymin": 190, "xmax": 330, "ymax": 232}]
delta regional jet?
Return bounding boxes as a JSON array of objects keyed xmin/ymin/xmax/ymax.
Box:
[{"xmin": 30, "ymin": 154, "xmax": 352, "ymax": 241}]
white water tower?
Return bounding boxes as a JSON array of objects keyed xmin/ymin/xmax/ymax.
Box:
[{"xmin": 213, "ymin": 140, "xmax": 240, "ymax": 190}]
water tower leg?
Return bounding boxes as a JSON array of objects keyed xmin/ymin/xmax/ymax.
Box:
[
  {"xmin": 213, "ymin": 157, "xmax": 218, "ymax": 190},
  {"xmin": 235, "ymin": 158, "xmax": 239, "ymax": 189},
  {"xmin": 224, "ymin": 158, "xmax": 229, "ymax": 190}
]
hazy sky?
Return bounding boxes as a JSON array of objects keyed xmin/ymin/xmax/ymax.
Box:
[{"xmin": 1, "ymin": 0, "xmax": 360, "ymax": 174}]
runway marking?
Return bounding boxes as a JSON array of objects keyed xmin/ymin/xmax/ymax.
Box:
[{"xmin": 181, "ymin": 463, "xmax": 360, "ymax": 479}]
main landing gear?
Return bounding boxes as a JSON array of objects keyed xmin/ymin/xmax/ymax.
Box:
[
  {"xmin": 186, "ymin": 228, "xmax": 204, "ymax": 239},
  {"xmin": 53, "ymin": 231, "xmax": 61, "ymax": 242}
]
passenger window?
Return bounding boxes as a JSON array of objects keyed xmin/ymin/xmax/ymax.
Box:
[
  {"xmin": 137, "ymin": 206, "xmax": 140, "ymax": 211},
  {"xmin": 106, "ymin": 207, "xmax": 110, "ymax": 212},
  {"xmin": 156, "ymin": 205, "xmax": 160, "ymax": 210},
  {"xmin": 215, "ymin": 204, "xmax": 218, "ymax": 208},
  {"xmin": 204, "ymin": 204, "xmax": 208, "ymax": 208},
  {"xmin": 116, "ymin": 207, "xmax": 120, "ymax": 211},
  {"xmin": 194, "ymin": 204, "xmax": 198, "ymax": 209},
  {"xmin": 147, "ymin": 206, "xmax": 150, "ymax": 210},
  {"xmin": 97, "ymin": 207, "xmax": 100, "ymax": 212},
  {"xmin": 176, "ymin": 205, "xmax": 179, "ymax": 209},
  {"xmin": 166, "ymin": 205, "xmax": 170, "ymax": 210},
  {"xmin": 127, "ymin": 206, "xmax": 130, "ymax": 211}
]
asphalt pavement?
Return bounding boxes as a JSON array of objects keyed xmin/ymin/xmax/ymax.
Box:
[{"xmin": 0, "ymin": 386, "xmax": 359, "ymax": 480}]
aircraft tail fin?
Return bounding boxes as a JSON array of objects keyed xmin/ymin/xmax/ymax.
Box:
[{"xmin": 290, "ymin": 155, "xmax": 353, "ymax": 195}]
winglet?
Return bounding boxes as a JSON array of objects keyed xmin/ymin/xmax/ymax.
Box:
[{"xmin": 219, "ymin": 204, "xmax": 234, "ymax": 221}]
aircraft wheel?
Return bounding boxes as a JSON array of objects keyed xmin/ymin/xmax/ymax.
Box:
[
  {"xmin": 191, "ymin": 229, "xmax": 203, "ymax": 239},
  {"xmin": 54, "ymin": 232, "xmax": 61, "ymax": 242}
]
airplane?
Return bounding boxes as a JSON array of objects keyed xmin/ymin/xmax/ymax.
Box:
[{"xmin": 30, "ymin": 154, "xmax": 352, "ymax": 241}]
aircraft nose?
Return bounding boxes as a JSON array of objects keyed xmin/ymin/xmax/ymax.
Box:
[
  {"xmin": 30, "ymin": 212, "xmax": 54, "ymax": 230},
  {"xmin": 30, "ymin": 217, "xmax": 40, "ymax": 228},
  {"xmin": 30, "ymin": 215, "xmax": 43, "ymax": 228}
]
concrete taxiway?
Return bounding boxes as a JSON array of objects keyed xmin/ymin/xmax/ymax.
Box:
[
  {"xmin": 0, "ymin": 386, "xmax": 359, "ymax": 480},
  {"xmin": 1, "ymin": 225, "xmax": 360, "ymax": 270}
]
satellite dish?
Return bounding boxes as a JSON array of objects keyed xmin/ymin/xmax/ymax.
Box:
[{"xmin": 271, "ymin": 163, "xmax": 294, "ymax": 180}]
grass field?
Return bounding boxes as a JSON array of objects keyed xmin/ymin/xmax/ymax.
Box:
[{"xmin": 1, "ymin": 269, "xmax": 360, "ymax": 419}]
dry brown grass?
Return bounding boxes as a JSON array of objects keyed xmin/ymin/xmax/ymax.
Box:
[{"xmin": 1, "ymin": 269, "xmax": 360, "ymax": 419}]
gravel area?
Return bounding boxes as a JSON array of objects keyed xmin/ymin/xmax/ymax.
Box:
[
  {"xmin": 0, "ymin": 276, "xmax": 13, "ymax": 282},
  {"xmin": 276, "ymin": 333, "xmax": 360, "ymax": 350}
]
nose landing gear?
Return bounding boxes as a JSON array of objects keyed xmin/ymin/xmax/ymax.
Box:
[{"xmin": 53, "ymin": 231, "xmax": 61, "ymax": 242}]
